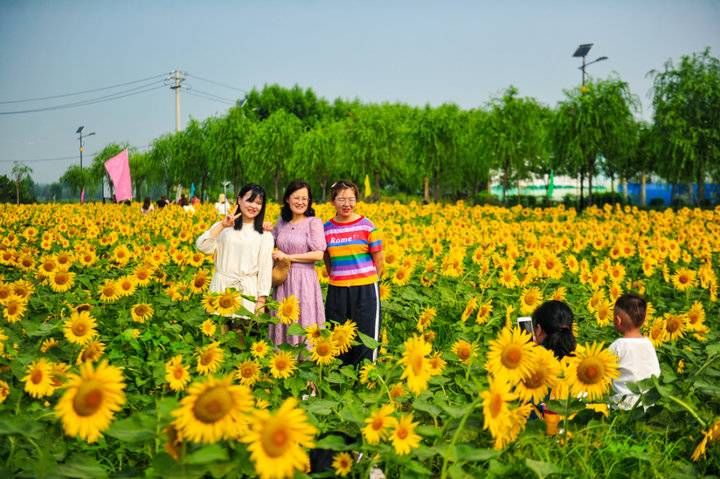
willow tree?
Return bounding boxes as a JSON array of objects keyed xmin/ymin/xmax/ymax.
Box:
[
  {"xmin": 485, "ymin": 87, "xmax": 549, "ymax": 202},
  {"xmin": 291, "ymin": 120, "xmax": 343, "ymax": 200},
  {"xmin": 205, "ymin": 105, "xmax": 255, "ymax": 194},
  {"xmin": 553, "ymin": 78, "xmax": 638, "ymax": 207},
  {"xmin": 244, "ymin": 109, "xmax": 303, "ymax": 200},
  {"xmin": 11, "ymin": 162, "xmax": 32, "ymax": 204},
  {"xmin": 650, "ymin": 48, "xmax": 720, "ymax": 204},
  {"xmin": 411, "ymin": 103, "xmax": 461, "ymax": 202}
]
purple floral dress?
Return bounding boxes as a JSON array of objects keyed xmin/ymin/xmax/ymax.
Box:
[{"xmin": 269, "ymin": 216, "xmax": 327, "ymax": 346}]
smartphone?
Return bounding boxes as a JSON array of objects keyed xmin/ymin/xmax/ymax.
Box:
[{"xmin": 517, "ymin": 316, "xmax": 535, "ymax": 341}]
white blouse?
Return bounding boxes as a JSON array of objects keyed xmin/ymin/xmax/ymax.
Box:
[{"xmin": 196, "ymin": 221, "xmax": 274, "ymax": 314}]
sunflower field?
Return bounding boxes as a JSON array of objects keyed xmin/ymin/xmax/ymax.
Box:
[{"xmin": 1, "ymin": 201, "xmax": 719, "ymax": 478}]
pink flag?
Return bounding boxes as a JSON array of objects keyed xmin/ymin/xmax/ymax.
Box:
[
  {"xmin": 104, "ymin": 149, "xmax": 132, "ymax": 202},
  {"xmin": 80, "ymin": 188, "xmax": 85, "ymax": 203}
]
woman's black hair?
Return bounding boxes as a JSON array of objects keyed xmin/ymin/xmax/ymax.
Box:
[
  {"xmin": 532, "ymin": 300, "xmax": 577, "ymax": 359},
  {"xmin": 142, "ymin": 197, "xmax": 151, "ymax": 210},
  {"xmin": 280, "ymin": 180, "xmax": 315, "ymax": 222},
  {"xmin": 234, "ymin": 184, "xmax": 267, "ymax": 234}
]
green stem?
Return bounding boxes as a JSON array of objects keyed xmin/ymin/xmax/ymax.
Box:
[
  {"xmin": 666, "ymin": 394, "xmax": 706, "ymax": 428},
  {"xmin": 690, "ymin": 353, "xmax": 718, "ymax": 380},
  {"xmin": 440, "ymin": 399, "xmax": 479, "ymax": 479}
]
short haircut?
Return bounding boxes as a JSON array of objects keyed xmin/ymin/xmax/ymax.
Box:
[
  {"xmin": 614, "ymin": 293, "xmax": 647, "ymax": 328},
  {"xmin": 329, "ymin": 180, "xmax": 359, "ymax": 201}
]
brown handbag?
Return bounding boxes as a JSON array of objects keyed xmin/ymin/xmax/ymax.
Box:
[{"xmin": 272, "ymin": 256, "xmax": 291, "ymax": 287}]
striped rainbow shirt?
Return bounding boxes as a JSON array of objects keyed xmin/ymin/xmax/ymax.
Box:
[{"xmin": 324, "ymin": 216, "xmax": 382, "ymax": 287}]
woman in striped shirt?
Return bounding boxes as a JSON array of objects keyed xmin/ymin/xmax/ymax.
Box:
[{"xmin": 323, "ymin": 180, "xmax": 384, "ymax": 366}]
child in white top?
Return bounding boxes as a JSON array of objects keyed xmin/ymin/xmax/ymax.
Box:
[{"xmin": 609, "ymin": 293, "xmax": 661, "ymax": 410}]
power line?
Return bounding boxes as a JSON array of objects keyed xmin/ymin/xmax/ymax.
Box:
[
  {"xmin": 186, "ymin": 91, "xmax": 235, "ymax": 105},
  {"xmin": 185, "ymin": 73, "xmax": 247, "ymax": 93},
  {"xmin": 0, "ymin": 145, "xmax": 151, "ymax": 164},
  {"xmin": 0, "ymin": 73, "xmax": 170, "ymax": 104},
  {"xmin": 0, "ymin": 83, "xmax": 166, "ymax": 115},
  {"xmin": 185, "ymin": 88, "xmax": 237, "ymax": 105}
]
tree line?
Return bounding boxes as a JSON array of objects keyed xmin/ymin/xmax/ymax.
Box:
[{"xmin": 10, "ymin": 48, "xmax": 718, "ymax": 206}]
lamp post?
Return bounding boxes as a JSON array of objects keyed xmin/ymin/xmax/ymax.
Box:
[
  {"xmin": 76, "ymin": 126, "xmax": 95, "ymax": 202},
  {"xmin": 573, "ymin": 43, "xmax": 608, "ymax": 86}
]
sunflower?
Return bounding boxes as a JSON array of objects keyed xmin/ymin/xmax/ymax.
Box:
[
  {"xmin": 416, "ymin": 307, "xmax": 437, "ymax": 332},
  {"xmin": 190, "ymin": 270, "xmax": 211, "ymax": 294},
  {"xmin": 251, "ymin": 340, "xmax": 270, "ymax": 359},
  {"xmin": 40, "ymin": 337, "xmax": 59, "ymax": 353},
  {"xmin": 332, "ymin": 452, "xmax": 353, "ymax": 477},
  {"xmin": 130, "ymin": 303, "xmax": 154, "ymax": 323},
  {"xmin": 686, "ymin": 302, "xmax": 705, "ymax": 331},
  {"xmin": 567, "ymin": 342, "xmax": 619, "ymax": 401},
  {"xmin": 305, "ymin": 324, "xmax": 324, "ymax": 344},
  {"xmin": 172, "ymin": 376, "xmax": 254, "ymax": 443},
  {"xmin": 391, "ymin": 266, "xmax": 412, "ymax": 286},
  {"xmin": 451, "ymin": 339, "xmax": 475, "ymax": 364},
  {"xmin": 648, "ymin": 318, "xmax": 667, "ymax": 347},
  {"xmin": 663, "ymin": 313, "xmax": 687, "ymax": 341},
  {"xmin": 481, "ymin": 376, "xmax": 516, "ymax": 440},
  {"xmin": 55, "ymin": 361, "xmax": 126, "ymax": 443},
  {"xmin": 460, "ymin": 296, "xmax": 478, "ymax": 323},
  {"xmin": 0, "ymin": 380, "xmax": 9, "ymax": 404},
  {"xmin": 196, "ymin": 342, "xmax": 224, "ymax": 375},
  {"xmin": 359, "ymin": 363, "xmax": 376, "ymax": 387},
  {"xmin": 428, "ymin": 351, "xmax": 447, "ymax": 376},
  {"xmin": 0, "ymin": 283, "xmax": 11, "ymax": 302},
  {"xmin": 276, "ymin": 295, "xmax": 300, "ymax": 325},
  {"xmin": 391, "ymin": 414, "xmax": 421, "ymax": 455},
  {"xmin": 498, "ymin": 267, "xmax": 519, "ymax": 289},
  {"xmin": 270, "ymin": 350, "xmax": 297, "ymax": 379},
  {"xmin": 594, "ymin": 300, "xmax": 613, "ymax": 326},
  {"xmin": 77, "ymin": 340, "xmax": 106, "ymax": 364},
  {"xmin": 201, "ymin": 293, "xmax": 219, "ymax": 314},
  {"xmin": 216, "ymin": 289, "xmax": 241, "ymax": 316},
  {"xmin": 165, "ymin": 355, "xmax": 191, "ymax": 392},
  {"xmin": 475, "ymin": 301, "xmax": 493, "ymax": 325},
  {"xmin": 23, "ymin": 358, "xmax": 55, "ymax": 398},
  {"xmin": 362, "ymin": 404, "xmax": 397, "ymax": 444},
  {"xmin": 200, "ymin": 319, "xmax": 217, "ymax": 337},
  {"xmin": 514, "ymin": 346, "xmax": 560, "ymax": 404},
  {"xmin": 672, "ymin": 268, "xmax": 696, "ymax": 291},
  {"xmin": 486, "ymin": 326, "xmax": 536, "ymax": 382},
  {"xmin": 331, "ymin": 321, "xmax": 357, "ymax": 355},
  {"xmin": 116, "ymin": 276, "xmax": 137, "ymax": 297},
  {"xmin": 398, "ymin": 335, "xmax": 432, "ymax": 395},
  {"xmin": 187, "ymin": 252, "xmax": 207, "ymax": 268},
  {"xmin": 519, "ymin": 287, "xmax": 543, "ymax": 315},
  {"xmin": 241, "ymin": 397, "xmax": 317, "ymax": 479},
  {"xmin": 310, "ymin": 336, "xmax": 338, "ymax": 365},
  {"xmin": 77, "ymin": 249, "xmax": 97, "ymax": 267},
  {"xmin": 379, "ymin": 283, "xmax": 391, "ymax": 301},
  {"xmin": 493, "ymin": 403, "xmax": 533, "ymax": 450},
  {"xmin": 48, "ymin": 270, "xmax": 75, "ymax": 293},
  {"xmin": 63, "ymin": 310, "xmax": 97, "ymax": 345},
  {"xmin": 11, "ymin": 279, "xmax": 34, "ymax": 300},
  {"xmin": 2, "ymin": 296, "xmax": 27, "ymax": 323},
  {"xmin": 691, "ymin": 419, "xmax": 720, "ymax": 462},
  {"xmin": 111, "ymin": 245, "xmax": 131, "ymax": 266},
  {"xmin": 235, "ymin": 360, "xmax": 261, "ymax": 386},
  {"xmin": 98, "ymin": 280, "xmax": 121, "ymax": 303},
  {"xmin": 389, "ymin": 383, "xmax": 405, "ymax": 401},
  {"xmin": 550, "ymin": 286, "xmax": 567, "ymax": 302}
]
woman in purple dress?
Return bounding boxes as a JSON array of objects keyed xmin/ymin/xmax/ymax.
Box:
[{"xmin": 269, "ymin": 180, "xmax": 327, "ymax": 346}]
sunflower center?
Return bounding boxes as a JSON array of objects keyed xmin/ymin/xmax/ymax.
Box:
[
  {"xmin": 317, "ymin": 343, "xmax": 331, "ymax": 357},
  {"xmin": 261, "ymin": 419, "xmax": 291, "ymax": 458},
  {"xmin": 501, "ymin": 345, "xmax": 522, "ymax": 368},
  {"xmin": 193, "ymin": 386, "xmax": 232, "ymax": 424},
  {"xmin": 102, "ymin": 285, "xmax": 115, "ymax": 297},
  {"xmin": 136, "ymin": 305, "xmax": 149, "ymax": 316},
  {"xmin": 241, "ymin": 366, "xmax": 255, "ymax": 378},
  {"xmin": 73, "ymin": 322, "xmax": 88, "ymax": 336},
  {"xmin": 457, "ymin": 347, "xmax": 470, "ymax": 361},
  {"xmin": 490, "ymin": 393, "xmax": 503, "ymax": 417},
  {"xmin": 173, "ymin": 366, "xmax": 185, "ymax": 379},
  {"xmin": 523, "ymin": 370, "xmax": 545, "ymax": 389},
  {"xmin": 55, "ymin": 273, "xmax": 68, "ymax": 285},
  {"xmin": 219, "ymin": 296, "xmax": 234, "ymax": 309},
  {"xmin": 194, "ymin": 277, "xmax": 205, "ymax": 288},
  {"xmin": 200, "ymin": 350, "xmax": 216, "ymax": 366},
  {"xmin": 72, "ymin": 380, "xmax": 104, "ymax": 417},
  {"xmin": 396, "ymin": 426, "xmax": 409, "ymax": 440},
  {"xmin": 577, "ymin": 359, "xmax": 604, "ymax": 385},
  {"xmin": 31, "ymin": 369, "xmax": 44, "ymax": 384},
  {"xmin": 410, "ymin": 353, "xmax": 424, "ymax": 374},
  {"xmin": 275, "ymin": 358, "xmax": 289, "ymax": 371}
]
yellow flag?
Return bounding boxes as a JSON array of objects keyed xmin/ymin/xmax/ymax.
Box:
[{"xmin": 364, "ymin": 174, "xmax": 372, "ymax": 198}]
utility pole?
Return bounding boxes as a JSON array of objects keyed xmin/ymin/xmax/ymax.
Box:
[
  {"xmin": 169, "ymin": 69, "xmax": 185, "ymax": 132},
  {"xmin": 76, "ymin": 126, "xmax": 95, "ymax": 203}
]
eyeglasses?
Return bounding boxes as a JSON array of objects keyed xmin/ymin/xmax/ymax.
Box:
[{"xmin": 335, "ymin": 197, "xmax": 356, "ymax": 205}]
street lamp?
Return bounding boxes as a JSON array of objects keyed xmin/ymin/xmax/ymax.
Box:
[
  {"xmin": 76, "ymin": 126, "xmax": 95, "ymax": 202},
  {"xmin": 573, "ymin": 43, "xmax": 608, "ymax": 86}
]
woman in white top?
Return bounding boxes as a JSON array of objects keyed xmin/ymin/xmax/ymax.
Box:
[{"xmin": 196, "ymin": 184, "xmax": 274, "ymax": 315}]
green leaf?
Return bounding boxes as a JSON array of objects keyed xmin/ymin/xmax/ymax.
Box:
[
  {"xmin": 314, "ymin": 434, "xmax": 352, "ymax": 450},
  {"xmin": 416, "ymin": 424, "xmax": 441, "ymax": 437},
  {"xmin": 286, "ymin": 323, "xmax": 305, "ymax": 336},
  {"xmin": 413, "ymin": 397, "xmax": 442, "ymax": 417},
  {"xmin": 455, "ymin": 445, "xmax": 499, "ymax": 462},
  {"xmin": 525, "ymin": 458, "xmax": 564, "ymax": 479},
  {"xmin": 185, "ymin": 444, "xmax": 229, "ymax": 465},
  {"xmin": 105, "ymin": 413, "xmax": 156, "ymax": 443},
  {"xmin": 55, "ymin": 454, "xmax": 108, "ymax": 479},
  {"xmin": 0, "ymin": 414, "xmax": 43, "ymax": 438},
  {"xmin": 305, "ymin": 399, "xmax": 338, "ymax": 416},
  {"xmin": 24, "ymin": 321, "xmax": 56, "ymax": 337},
  {"xmin": 358, "ymin": 331, "xmax": 380, "ymax": 349}
]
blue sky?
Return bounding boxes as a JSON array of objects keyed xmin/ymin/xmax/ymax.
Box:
[{"xmin": 1, "ymin": 0, "xmax": 718, "ymax": 184}]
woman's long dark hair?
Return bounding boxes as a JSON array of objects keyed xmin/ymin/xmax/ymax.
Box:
[
  {"xmin": 532, "ymin": 300, "xmax": 577, "ymax": 359},
  {"xmin": 234, "ymin": 184, "xmax": 267, "ymax": 234},
  {"xmin": 280, "ymin": 180, "xmax": 315, "ymax": 222}
]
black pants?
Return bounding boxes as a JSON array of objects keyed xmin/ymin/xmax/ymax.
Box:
[{"xmin": 325, "ymin": 283, "xmax": 381, "ymax": 366}]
